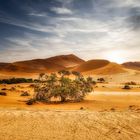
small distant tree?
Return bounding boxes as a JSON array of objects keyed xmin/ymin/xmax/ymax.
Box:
[
  {"xmin": 125, "ymin": 81, "xmax": 137, "ymax": 85},
  {"xmin": 97, "ymin": 78, "xmax": 105, "ymax": 83},
  {"xmin": 29, "ymin": 71, "xmax": 96, "ymax": 104},
  {"xmin": 122, "ymin": 84, "xmax": 131, "ymax": 90}
]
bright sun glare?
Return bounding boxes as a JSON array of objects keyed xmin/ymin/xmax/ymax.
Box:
[{"xmin": 105, "ymin": 51, "xmax": 125, "ymax": 64}]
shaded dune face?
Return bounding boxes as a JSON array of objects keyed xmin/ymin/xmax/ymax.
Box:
[
  {"xmin": 13, "ymin": 60, "xmax": 65, "ymax": 73},
  {"xmin": 0, "ymin": 61, "xmax": 65, "ymax": 73},
  {"xmin": 72, "ymin": 60, "xmax": 110, "ymax": 72},
  {"xmin": 122, "ymin": 62, "xmax": 140, "ymax": 71}
]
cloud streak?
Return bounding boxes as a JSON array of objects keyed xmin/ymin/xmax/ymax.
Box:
[
  {"xmin": 51, "ymin": 7, "xmax": 73, "ymax": 14},
  {"xmin": 0, "ymin": 0, "xmax": 140, "ymax": 63}
]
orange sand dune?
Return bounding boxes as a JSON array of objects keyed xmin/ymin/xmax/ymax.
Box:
[
  {"xmin": 0, "ymin": 55, "xmax": 139, "ymax": 77},
  {"xmin": 1, "ymin": 61, "xmax": 65, "ymax": 73},
  {"xmin": 72, "ymin": 59, "xmax": 110, "ymax": 72},
  {"xmin": 46, "ymin": 54, "xmax": 85, "ymax": 68},
  {"xmin": 122, "ymin": 62, "xmax": 140, "ymax": 71},
  {"xmin": 84, "ymin": 63, "xmax": 126, "ymax": 75},
  {"xmin": 0, "ymin": 54, "xmax": 84, "ymax": 73}
]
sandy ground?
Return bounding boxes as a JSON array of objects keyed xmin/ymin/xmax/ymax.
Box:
[
  {"xmin": 0, "ymin": 83, "xmax": 140, "ymax": 111},
  {"xmin": 0, "ymin": 81, "xmax": 140, "ymax": 140},
  {"xmin": 0, "ymin": 69, "xmax": 140, "ymax": 83},
  {"xmin": 1, "ymin": 109, "xmax": 140, "ymax": 140}
]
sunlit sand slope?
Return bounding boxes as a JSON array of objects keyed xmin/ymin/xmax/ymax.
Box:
[
  {"xmin": 84, "ymin": 62, "xmax": 126, "ymax": 75},
  {"xmin": 73, "ymin": 59, "xmax": 110, "ymax": 72}
]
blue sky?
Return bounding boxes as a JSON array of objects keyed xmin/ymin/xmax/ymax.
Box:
[{"xmin": 0, "ymin": 0, "xmax": 140, "ymax": 63}]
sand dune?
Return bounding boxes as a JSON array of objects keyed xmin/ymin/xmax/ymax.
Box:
[
  {"xmin": 84, "ymin": 63, "xmax": 126, "ymax": 75},
  {"xmin": 72, "ymin": 60, "xmax": 127, "ymax": 75},
  {"xmin": 46, "ymin": 54, "xmax": 85, "ymax": 68},
  {"xmin": 0, "ymin": 54, "xmax": 84, "ymax": 73},
  {"xmin": 0, "ymin": 55, "xmax": 139, "ymax": 78},
  {"xmin": 122, "ymin": 62, "xmax": 140, "ymax": 71},
  {"xmin": 72, "ymin": 59, "xmax": 110, "ymax": 72},
  {"xmin": 0, "ymin": 61, "xmax": 65, "ymax": 73}
]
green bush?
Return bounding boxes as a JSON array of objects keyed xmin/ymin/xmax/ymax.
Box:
[{"xmin": 31, "ymin": 71, "xmax": 96, "ymax": 103}]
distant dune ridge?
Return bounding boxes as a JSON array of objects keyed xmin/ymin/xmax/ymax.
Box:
[
  {"xmin": 122, "ymin": 62, "xmax": 140, "ymax": 71},
  {"xmin": 0, "ymin": 54, "xmax": 84, "ymax": 73},
  {"xmin": 0, "ymin": 54, "xmax": 139, "ymax": 75},
  {"xmin": 46, "ymin": 54, "xmax": 85, "ymax": 68}
]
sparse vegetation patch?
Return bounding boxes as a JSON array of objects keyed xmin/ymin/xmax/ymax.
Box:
[
  {"xmin": 125, "ymin": 81, "xmax": 137, "ymax": 85},
  {"xmin": 20, "ymin": 91, "xmax": 30, "ymax": 96},
  {"xmin": 122, "ymin": 85, "xmax": 131, "ymax": 90},
  {"xmin": 0, "ymin": 78, "xmax": 33, "ymax": 84},
  {"xmin": 0, "ymin": 92, "xmax": 7, "ymax": 96},
  {"xmin": 27, "ymin": 71, "xmax": 96, "ymax": 104},
  {"xmin": 97, "ymin": 78, "xmax": 105, "ymax": 83}
]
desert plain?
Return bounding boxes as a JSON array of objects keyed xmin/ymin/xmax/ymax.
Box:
[{"xmin": 0, "ymin": 54, "xmax": 140, "ymax": 140}]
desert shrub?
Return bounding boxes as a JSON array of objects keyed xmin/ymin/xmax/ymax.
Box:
[
  {"xmin": 10, "ymin": 87, "xmax": 16, "ymax": 91},
  {"xmin": 110, "ymin": 108, "xmax": 115, "ymax": 111},
  {"xmin": 20, "ymin": 91, "xmax": 30, "ymax": 96},
  {"xmin": 34, "ymin": 79, "xmax": 40, "ymax": 83},
  {"xmin": 0, "ymin": 92, "xmax": 7, "ymax": 96},
  {"xmin": 26, "ymin": 98, "xmax": 36, "ymax": 105},
  {"xmin": 1, "ymin": 88, "xmax": 7, "ymax": 90},
  {"xmin": 29, "ymin": 84, "xmax": 35, "ymax": 88},
  {"xmin": 125, "ymin": 81, "xmax": 137, "ymax": 85},
  {"xmin": 122, "ymin": 85, "xmax": 131, "ymax": 89},
  {"xmin": 30, "ymin": 71, "xmax": 95, "ymax": 103},
  {"xmin": 80, "ymin": 107, "xmax": 84, "ymax": 110},
  {"xmin": 129, "ymin": 105, "xmax": 135, "ymax": 109},
  {"xmin": 97, "ymin": 78, "xmax": 105, "ymax": 83},
  {"xmin": 0, "ymin": 78, "xmax": 33, "ymax": 84}
]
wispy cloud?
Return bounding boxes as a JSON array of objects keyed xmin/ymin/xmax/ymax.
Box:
[
  {"xmin": 0, "ymin": 0, "xmax": 140, "ymax": 63},
  {"xmin": 51, "ymin": 7, "xmax": 73, "ymax": 14}
]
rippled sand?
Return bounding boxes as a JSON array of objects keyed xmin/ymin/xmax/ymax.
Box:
[{"xmin": 1, "ymin": 109, "xmax": 140, "ymax": 140}]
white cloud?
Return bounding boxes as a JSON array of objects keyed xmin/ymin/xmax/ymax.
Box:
[
  {"xmin": 28, "ymin": 12, "xmax": 47, "ymax": 17},
  {"xmin": 0, "ymin": 0, "xmax": 140, "ymax": 62},
  {"xmin": 51, "ymin": 7, "xmax": 73, "ymax": 14}
]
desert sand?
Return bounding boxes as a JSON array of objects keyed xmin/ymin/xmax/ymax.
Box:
[
  {"xmin": 0, "ymin": 82, "xmax": 140, "ymax": 139},
  {"xmin": 1, "ymin": 109, "xmax": 140, "ymax": 140},
  {"xmin": 0, "ymin": 55, "xmax": 140, "ymax": 140},
  {"xmin": 0, "ymin": 83, "xmax": 140, "ymax": 110}
]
